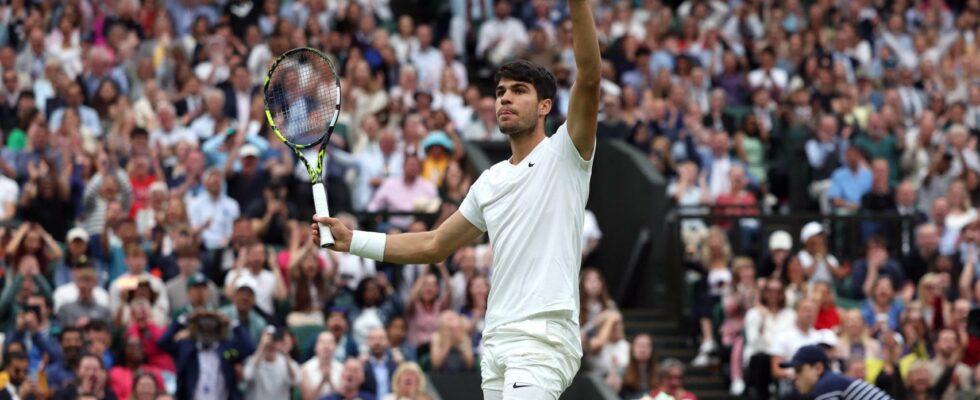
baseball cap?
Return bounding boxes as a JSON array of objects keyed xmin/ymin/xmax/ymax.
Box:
[
  {"xmin": 421, "ymin": 131, "xmax": 454, "ymax": 153},
  {"xmin": 779, "ymin": 345, "xmax": 830, "ymax": 369},
  {"xmin": 239, "ymin": 144, "xmax": 261, "ymax": 159},
  {"xmin": 816, "ymin": 329, "xmax": 839, "ymax": 349},
  {"xmin": 769, "ymin": 231, "xmax": 792, "ymax": 251},
  {"xmin": 800, "ymin": 222, "xmax": 824, "ymax": 243},
  {"xmin": 235, "ymin": 276, "xmax": 258, "ymax": 293},
  {"xmin": 188, "ymin": 273, "xmax": 209, "ymax": 288},
  {"xmin": 67, "ymin": 227, "xmax": 90, "ymax": 243}
]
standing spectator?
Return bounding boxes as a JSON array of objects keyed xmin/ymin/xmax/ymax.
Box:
[
  {"xmin": 223, "ymin": 241, "xmax": 286, "ymax": 318},
  {"xmin": 165, "ymin": 249, "xmax": 220, "ymax": 318},
  {"xmin": 49, "ymin": 83, "xmax": 101, "ymax": 137},
  {"xmin": 54, "ymin": 265, "xmax": 111, "ymax": 327},
  {"xmin": 852, "ymin": 236, "xmax": 906, "ymax": 301},
  {"xmin": 44, "ymin": 327, "xmax": 85, "ymax": 391},
  {"xmin": 928, "ymin": 329, "xmax": 973, "ymax": 399},
  {"xmin": 218, "ymin": 279, "xmax": 268, "ymax": 346},
  {"xmin": 853, "ymin": 113, "xmax": 903, "ymax": 187},
  {"xmin": 587, "ymin": 309, "xmax": 629, "ymax": 392},
  {"xmin": 187, "ymin": 168, "xmax": 240, "ymax": 251},
  {"xmin": 107, "ymin": 336, "xmax": 164, "ymax": 400},
  {"xmin": 797, "ymin": 222, "xmax": 847, "ymax": 285},
  {"xmin": 860, "ymin": 277, "xmax": 905, "ymax": 334},
  {"xmin": 52, "ymin": 353, "xmax": 117, "ymax": 400},
  {"xmin": 242, "ymin": 328, "xmax": 301, "ymax": 400},
  {"xmin": 405, "ymin": 264, "xmax": 452, "ymax": 348},
  {"xmin": 366, "ymin": 156, "xmax": 439, "ymax": 217},
  {"xmin": 157, "ymin": 311, "xmax": 255, "ymax": 400},
  {"xmin": 835, "ymin": 310, "xmax": 882, "ymax": 365},
  {"xmin": 107, "ymin": 244, "xmax": 168, "ymax": 320},
  {"xmin": 769, "ymin": 299, "xmax": 824, "ymax": 389}
]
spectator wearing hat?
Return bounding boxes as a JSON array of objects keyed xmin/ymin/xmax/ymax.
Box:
[
  {"xmin": 828, "ymin": 146, "xmax": 872, "ymax": 214},
  {"xmin": 780, "ymin": 345, "xmax": 892, "ymax": 400},
  {"xmin": 224, "ymin": 241, "xmax": 286, "ymax": 317},
  {"xmin": 166, "ymin": 246, "xmax": 220, "ymax": 319},
  {"xmin": 54, "ymin": 265, "xmax": 111, "ymax": 327},
  {"xmin": 52, "ymin": 227, "xmax": 95, "ymax": 287},
  {"xmin": 219, "ymin": 276, "xmax": 268, "ymax": 345},
  {"xmin": 187, "ymin": 168, "xmax": 241, "ymax": 251},
  {"xmin": 759, "ymin": 230, "xmax": 793, "ymax": 279},
  {"xmin": 107, "ymin": 244, "xmax": 169, "ymax": 323},
  {"xmin": 158, "ymin": 310, "xmax": 255, "ymax": 400},
  {"xmin": 797, "ymin": 222, "xmax": 847, "ymax": 285},
  {"xmin": 420, "ymin": 130, "xmax": 459, "ymax": 188},
  {"xmin": 225, "ymin": 137, "xmax": 271, "ymax": 211}
]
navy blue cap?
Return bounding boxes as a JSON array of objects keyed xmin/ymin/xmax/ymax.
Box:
[{"xmin": 779, "ymin": 345, "xmax": 830, "ymax": 369}]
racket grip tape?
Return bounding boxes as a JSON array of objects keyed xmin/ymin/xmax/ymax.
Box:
[{"xmin": 312, "ymin": 182, "xmax": 335, "ymax": 248}]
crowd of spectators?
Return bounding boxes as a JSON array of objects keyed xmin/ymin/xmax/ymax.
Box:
[{"xmin": 0, "ymin": 0, "xmax": 979, "ymax": 399}]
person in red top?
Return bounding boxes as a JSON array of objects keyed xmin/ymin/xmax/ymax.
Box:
[
  {"xmin": 713, "ymin": 165, "xmax": 758, "ymax": 230},
  {"xmin": 647, "ymin": 358, "xmax": 698, "ymax": 400},
  {"xmin": 949, "ymin": 298, "xmax": 980, "ymax": 367},
  {"xmin": 812, "ymin": 281, "xmax": 841, "ymax": 330},
  {"xmin": 126, "ymin": 152, "xmax": 162, "ymax": 219},
  {"xmin": 126, "ymin": 299, "xmax": 176, "ymax": 373}
]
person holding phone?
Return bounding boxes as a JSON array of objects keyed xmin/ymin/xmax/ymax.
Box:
[{"xmin": 242, "ymin": 326, "xmax": 301, "ymax": 400}]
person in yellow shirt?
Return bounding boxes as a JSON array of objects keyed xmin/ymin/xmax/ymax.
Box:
[{"xmin": 420, "ymin": 131, "xmax": 456, "ymax": 188}]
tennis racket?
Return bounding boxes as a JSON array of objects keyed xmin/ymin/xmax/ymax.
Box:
[{"xmin": 263, "ymin": 47, "xmax": 340, "ymax": 248}]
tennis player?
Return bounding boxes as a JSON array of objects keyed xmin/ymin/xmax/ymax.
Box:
[{"xmin": 312, "ymin": 0, "xmax": 600, "ymax": 398}]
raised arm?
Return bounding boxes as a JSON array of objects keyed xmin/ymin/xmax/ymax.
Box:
[
  {"xmin": 565, "ymin": 0, "xmax": 601, "ymax": 160},
  {"xmin": 312, "ymin": 211, "xmax": 482, "ymax": 265}
]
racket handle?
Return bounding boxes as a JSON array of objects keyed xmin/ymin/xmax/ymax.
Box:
[{"xmin": 312, "ymin": 182, "xmax": 335, "ymax": 248}]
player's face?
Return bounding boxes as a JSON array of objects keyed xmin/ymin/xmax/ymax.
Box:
[
  {"xmin": 495, "ymin": 78, "xmax": 548, "ymax": 137},
  {"xmin": 793, "ymin": 363, "xmax": 822, "ymax": 394}
]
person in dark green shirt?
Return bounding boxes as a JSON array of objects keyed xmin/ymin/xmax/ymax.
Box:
[{"xmin": 852, "ymin": 113, "xmax": 902, "ymax": 188}]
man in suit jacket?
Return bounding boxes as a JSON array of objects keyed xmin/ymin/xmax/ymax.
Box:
[
  {"xmin": 360, "ymin": 328, "xmax": 399, "ymax": 399},
  {"xmin": 221, "ymin": 65, "xmax": 257, "ymax": 133},
  {"xmin": 158, "ymin": 310, "xmax": 255, "ymax": 400}
]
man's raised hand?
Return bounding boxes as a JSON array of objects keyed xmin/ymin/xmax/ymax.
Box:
[{"xmin": 311, "ymin": 215, "xmax": 352, "ymax": 252}]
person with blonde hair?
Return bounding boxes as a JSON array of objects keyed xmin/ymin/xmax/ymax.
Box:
[{"xmin": 384, "ymin": 362, "xmax": 428, "ymax": 400}]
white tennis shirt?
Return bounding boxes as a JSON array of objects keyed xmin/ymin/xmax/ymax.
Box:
[{"xmin": 459, "ymin": 122, "xmax": 594, "ymax": 339}]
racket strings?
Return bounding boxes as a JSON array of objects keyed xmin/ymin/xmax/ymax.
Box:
[{"xmin": 266, "ymin": 51, "xmax": 339, "ymax": 147}]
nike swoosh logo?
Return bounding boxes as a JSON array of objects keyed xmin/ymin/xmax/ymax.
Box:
[
  {"xmin": 513, "ymin": 383, "xmax": 532, "ymax": 389},
  {"xmin": 528, "ymin": 163, "xmax": 535, "ymax": 167}
]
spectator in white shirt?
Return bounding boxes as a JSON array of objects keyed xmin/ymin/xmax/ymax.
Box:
[
  {"xmin": 477, "ymin": 0, "xmax": 529, "ymax": 66},
  {"xmin": 747, "ymin": 47, "xmax": 788, "ymax": 100},
  {"xmin": 390, "ymin": 15, "xmax": 419, "ymax": 65},
  {"xmin": 189, "ymin": 89, "xmax": 229, "ymax": 140},
  {"xmin": 224, "ymin": 241, "xmax": 287, "ymax": 316},
  {"xmin": 410, "ymin": 24, "xmax": 443, "ymax": 92},
  {"xmin": 150, "ymin": 101, "xmax": 197, "ymax": 151},
  {"xmin": 187, "ymin": 168, "xmax": 240, "ymax": 250},
  {"xmin": 243, "ymin": 328, "xmax": 301, "ymax": 400},
  {"xmin": 300, "ymin": 332, "xmax": 345, "ymax": 399}
]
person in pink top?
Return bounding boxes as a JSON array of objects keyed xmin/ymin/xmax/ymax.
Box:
[
  {"xmin": 405, "ymin": 263, "xmax": 452, "ymax": 347},
  {"xmin": 366, "ymin": 156, "xmax": 439, "ymax": 215},
  {"xmin": 126, "ymin": 299, "xmax": 176, "ymax": 372}
]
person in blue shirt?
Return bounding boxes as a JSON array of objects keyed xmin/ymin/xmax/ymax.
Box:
[
  {"xmin": 827, "ymin": 146, "xmax": 873, "ymax": 213},
  {"xmin": 320, "ymin": 358, "xmax": 377, "ymax": 400},
  {"xmin": 781, "ymin": 345, "xmax": 893, "ymax": 400}
]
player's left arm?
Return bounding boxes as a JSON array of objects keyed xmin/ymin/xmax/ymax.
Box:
[{"xmin": 565, "ymin": 0, "xmax": 601, "ymax": 161}]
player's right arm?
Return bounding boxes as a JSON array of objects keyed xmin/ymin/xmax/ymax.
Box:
[{"xmin": 311, "ymin": 211, "xmax": 483, "ymax": 265}]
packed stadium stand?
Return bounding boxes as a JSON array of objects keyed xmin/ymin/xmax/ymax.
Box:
[{"xmin": 0, "ymin": 0, "xmax": 980, "ymax": 399}]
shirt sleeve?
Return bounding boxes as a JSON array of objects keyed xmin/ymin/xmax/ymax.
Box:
[
  {"xmin": 458, "ymin": 178, "xmax": 487, "ymax": 232},
  {"xmin": 550, "ymin": 122, "xmax": 595, "ymax": 171}
]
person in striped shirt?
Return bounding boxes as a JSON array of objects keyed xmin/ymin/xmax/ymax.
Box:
[{"xmin": 781, "ymin": 345, "xmax": 894, "ymax": 400}]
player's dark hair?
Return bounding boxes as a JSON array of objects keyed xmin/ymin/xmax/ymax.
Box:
[{"xmin": 494, "ymin": 60, "xmax": 557, "ymax": 103}]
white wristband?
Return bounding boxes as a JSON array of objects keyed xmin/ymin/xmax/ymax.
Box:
[{"xmin": 350, "ymin": 230, "xmax": 386, "ymax": 262}]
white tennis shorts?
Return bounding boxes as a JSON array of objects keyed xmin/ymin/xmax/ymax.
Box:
[{"xmin": 480, "ymin": 316, "xmax": 582, "ymax": 400}]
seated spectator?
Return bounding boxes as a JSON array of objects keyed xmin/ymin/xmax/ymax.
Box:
[
  {"xmin": 811, "ymin": 281, "xmax": 840, "ymax": 330},
  {"xmin": 224, "ymin": 241, "xmax": 287, "ymax": 317},
  {"xmin": 8, "ymin": 292, "xmax": 57, "ymax": 377},
  {"xmin": 52, "ymin": 226, "xmax": 93, "ymax": 287},
  {"xmin": 620, "ymin": 334, "xmax": 658, "ymax": 399},
  {"xmin": 387, "ymin": 317, "xmax": 417, "ymax": 364},
  {"xmin": 758, "ymin": 230, "xmax": 793, "ymax": 279},
  {"xmin": 713, "ymin": 165, "xmax": 759, "ymax": 230},
  {"xmin": 361, "ymin": 328, "xmax": 399, "ymax": 399},
  {"xmin": 350, "ymin": 278, "xmax": 400, "ymax": 354},
  {"xmin": 108, "ymin": 336, "xmax": 165, "ymax": 400},
  {"xmin": 0, "ymin": 350, "xmax": 45, "ymax": 400},
  {"xmin": 770, "ymin": 299, "xmax": 824, "ymax": 393},
  {"xmin": 5, "ymin": 222, "xmax": 64, "ymax": 280},
  {"xmin": 861, "ymin": 277, "xmax": 905, "ymax": 334},
  {"xmin": 459, "ymin": 274, "xmax": 489, "ymax": 352},
  {"xmin": 366, "ymin": 155, "xmax": 439, "ymax": 224},
  {"xmin": 300, "ymin": 332, "xmax": 344, "ymax": 400},
  {"xmin": 928, "ymin": 329, "xmax": 974, "ymax": 398},
  {"xmin": 646, "ymin": 358, "xmax": 697, "ymax": 400},
  {"xmin": 744, "ymin": 278, "xmax": 795, "ymax": 398},
  {"xmin": 320, "ymin": 359, "xmax": 376, "ymax": 400},
  {"xmin": 384, "ymin": 362, "xmax": 427, "ymax": 400},
  {"xmin": 186, "ymin": 168, "xmax": 240, "ymax": 251},
  {"xmin": 405, "ymin": 264, "xmax": 451, "ymax": 349},
  {"xmin": 124, "ymin": 300, "xmax": 175, "ymax": 373},
  {"xmin": 44, "ymin": 327, "xmax": 85, "ymax": 391},
  {"xmin": 82, "ymin": 320, "xmax": 115, "ymax": 370},
  {"xmin": 286, "ymin": 243, "xmax": 335, "ymax": 328},
  {"xmin": 0, "ymin": 263, "xmax": 53, "ymax": 334},
  {"xmin": 806, "ymin": 115, "xmax": 846, "ymax": 213},
  {"xmin": 52, "ymin": 353, "xmax": 116, "ymax": 400},
  {"xmin": 165, "ymin": 245, "xmax": 220, "ymax": 319},
  {"xmin": 130, "ymin": 372, "xmax": 163, "ymax": 400},
  {"xmin": 245, "ymin": 177, "xmax": 294, "ymax": 247},
  {"xmin": 219, "ymin": 279, "xmax": 268, "ymax": 345},
  {"xmin": 852, "ymin": 236, "xmax": 906, "ymax": 301},
  {"xmin": 918, "ymin": 272, "xmax": 951, "ymax": 330},
  {"xmin": 54, "ymin": 265, "xmax": 111, "ymax": 327},
  {"xmin": 429, "ymin": 311, "xmax": 475, "ymax": 373},
  {"xmin": 322, "ymin": 308, "xmax": 360, "ymax": 363},
  {"xmin": 107, "ymin": 244, "xmax": 168, "ymax": 323},
  {"xmin": 579, "ymin": 267, "xmax": 617, "ymax": 337},
  {"xmin": 587, "ymin": 309, "xmax": 629, "ymax": 391},
  {"xmin": 242, "ymin": 328, "xmax": 301, "ymax": 400},
  {"xmin": 827, "ymin": 146, "xmax": 872, "ymax": 214},
  {"xmin": 904, "ymin": 224, "xmax": 941, "ymax": 286},
  {"xmin": 836, "ymin": 309, "xmax": 882, "ymax": 363},
  {"xmin": 797, "ymin": 221, "xmax": 847, "ymax": 285}
]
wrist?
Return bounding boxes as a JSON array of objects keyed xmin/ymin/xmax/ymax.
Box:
[{"xmin": 350, "ymin": 230, "xmax": 386, "ymax": 261}]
